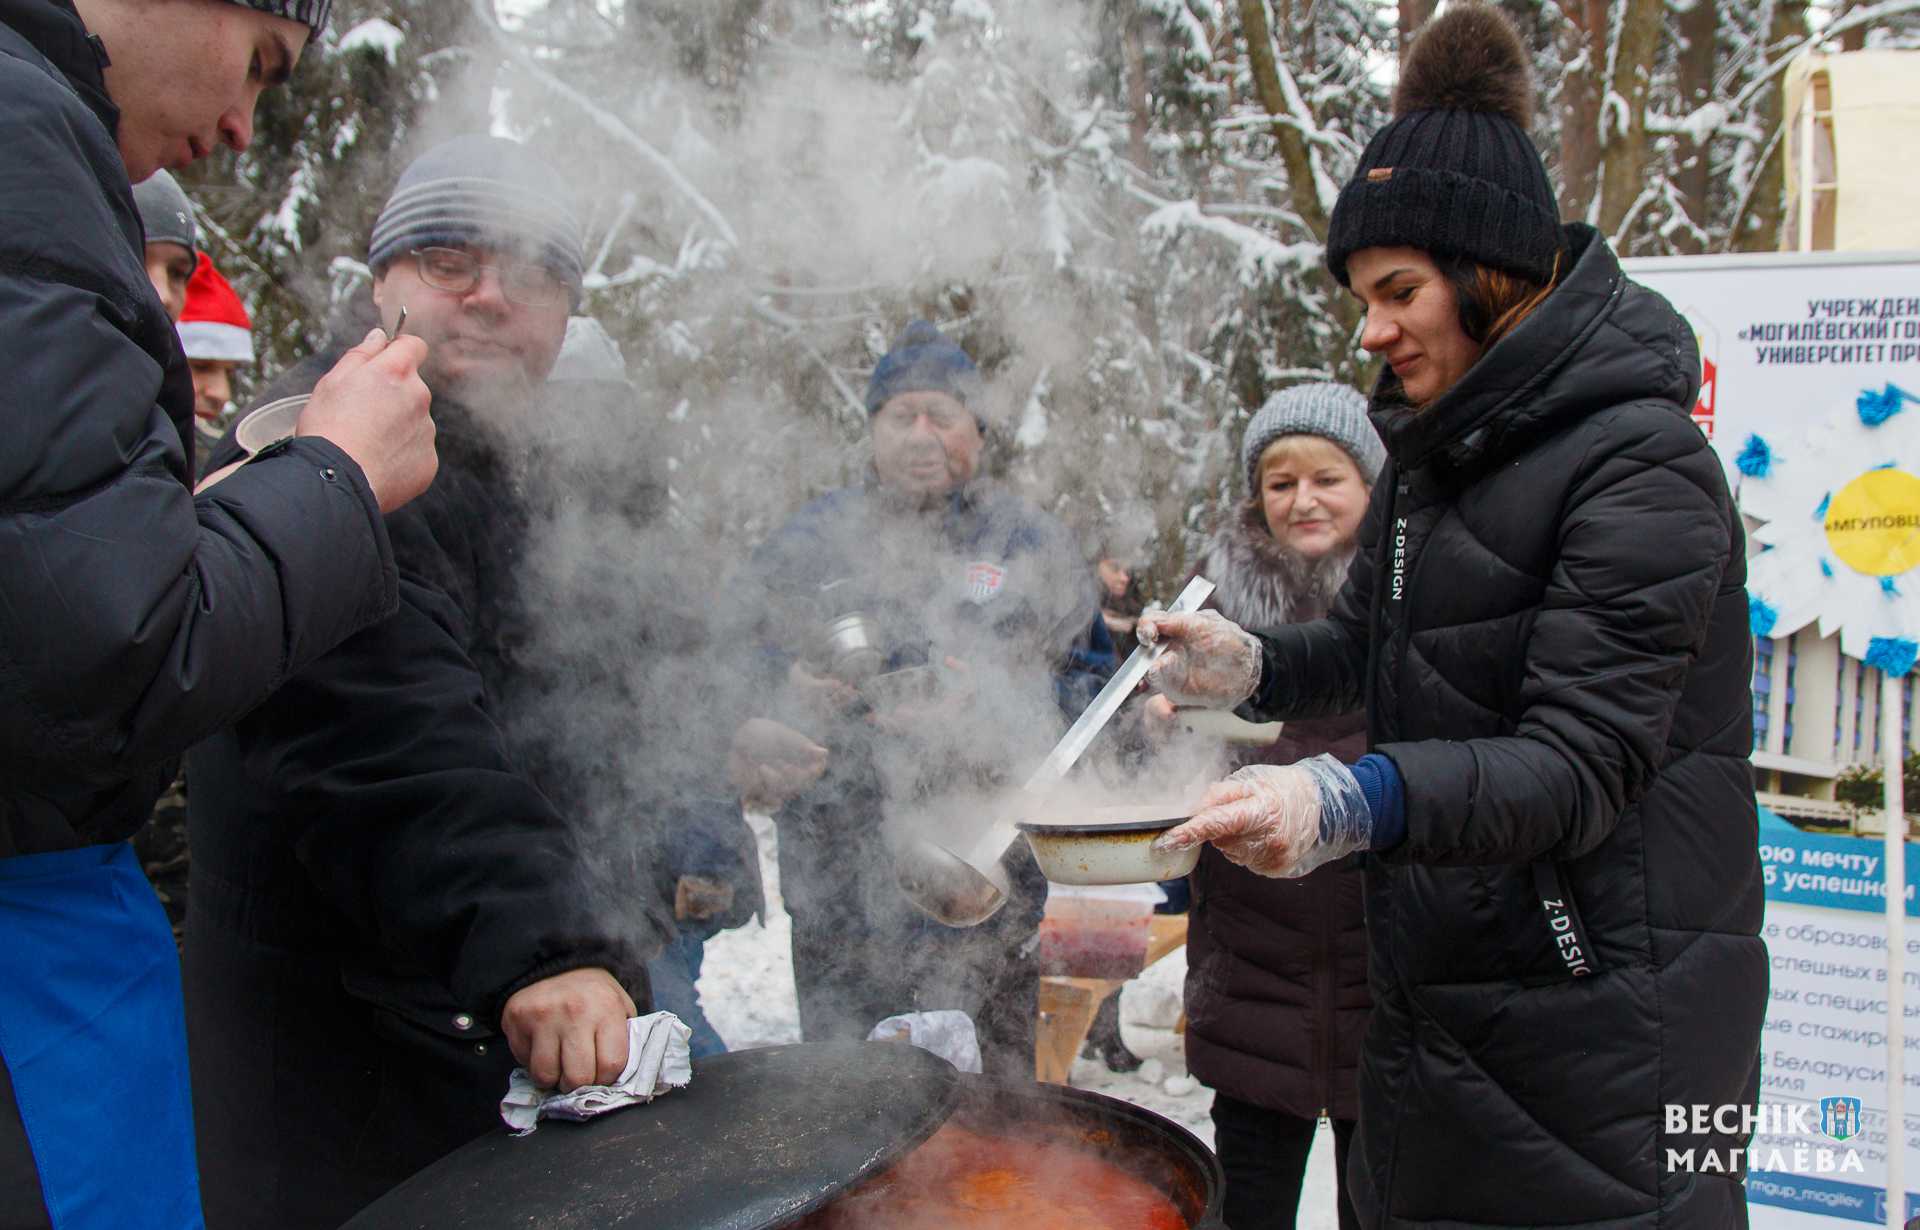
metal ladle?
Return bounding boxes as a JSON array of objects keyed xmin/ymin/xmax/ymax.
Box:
[{"xmin": 895, "ymin": 576, "xmax": 1217, "ymax": 927}]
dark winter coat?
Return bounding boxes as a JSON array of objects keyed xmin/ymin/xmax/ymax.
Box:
[
  {"xmin": 186, "ymin": 328, "xmax": 660, "ymax": 1230},
  {"xmin": 749, "ymin": 479, "xmax": 1102, "ymax": 1072},
  {"xmin": 1183, "ymin": 504, "xmax": 1371, "ymax": 1123},
  {"xmin": 0, "ymin": 0, "xmax": 396, "ymax": 860},
  {"xmin": 1247, "ymin": 225, "xmax": 1764, "ymax": 1227}
]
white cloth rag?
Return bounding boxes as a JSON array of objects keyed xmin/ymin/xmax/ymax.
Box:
[
  {"xmin": 499, "ymin": 1012, "xmax": 693, "ymax": 1135},
  {"xmin": 866, "ymin": 1009, "xmax": 982, "ymax": 1073}
]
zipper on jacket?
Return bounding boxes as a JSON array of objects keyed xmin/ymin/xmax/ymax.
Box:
[
  {"xmin": 1363, "ymin": 470, "xmax": 1407, "ymax": 1226},
  {"xmin": 1316, "ymin": 872, "xmax": 1335, "ymax": 1118}
]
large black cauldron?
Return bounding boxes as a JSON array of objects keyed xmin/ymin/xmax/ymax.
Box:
[
  {"xmin": 851, "ymin": 1073, "xmax": 1226, "ymax": 1230},
  {"xmin": 342, "ymin": 1041, "xmax": 1224, "ymax": 1230}
]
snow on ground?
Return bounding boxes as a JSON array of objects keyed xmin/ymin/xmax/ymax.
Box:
[
  {"xmin": 695, "ymin": 812, "xmax": 803, "ymax": 1050},
  {"xmin": 698, "ymin": 812, "xmax": 1342, "ymax": 1226}
]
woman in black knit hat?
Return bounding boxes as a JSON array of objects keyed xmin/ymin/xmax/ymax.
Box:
[{"xmin": 1140, "ymin": 7, "xmax": 1764, "ymax": 1227}]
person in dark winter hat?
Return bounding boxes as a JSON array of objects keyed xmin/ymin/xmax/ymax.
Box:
[
  {"xmin": 865, "ymin": 318, "xmax": 987, "ymax": 417},
  {"xmin": 0, "ymin": 0, "xmax": 434, "ymax": 1222},
  {"xmin": 131, "ymin": 168, "xmax": 198, "ymax": 320},
  {"xmin": 1145, "ymin": 382, "xmax": 1379, "ymax": 1230},
  {"xmin": 1323, "ymin": 6, "xmax": 1564, "ymax": 291},
  {"xmin": 731, "ymin": 320, "xmax": 1103, "ymax": 1078},
  {"xmin": 1140, "ymin": 8, "xmax": 1763, "ymax": 1228},
  {"xmin": 856, "ymin": 320, "xmax": 997, "ymax": 506}
]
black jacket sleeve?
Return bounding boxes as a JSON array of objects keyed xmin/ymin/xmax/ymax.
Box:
[
  {"xmin": 0, "ymin": 57, "xmax": 395, "ymax": 796},
  {"xmin": 1378, "ymin": 411, "xmax": 1735, "ymax": 866},
  {"xmin": 1244, "ymin": 471, "xmax": 1382, "ymax": 721},
  {"xmin": 259, "ymin": 545, "xmax": 655, "ymax": 1025}
]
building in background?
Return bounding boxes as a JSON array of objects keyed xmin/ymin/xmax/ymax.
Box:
[
  {"xmin": 1751, "ymin": 629, "xmax": 1917, "ymax": 832},
  {"xmin": 1782, "ymin": 48, "xmax": 1920, "ymax": 254},
  {"xmin": 1751, "ymin": 47, "xmax": 1920, "ymax": 833}
]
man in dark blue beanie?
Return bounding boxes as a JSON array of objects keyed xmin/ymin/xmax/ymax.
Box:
[
  {"xmin": 730, "ymin": 320, "xmax": 1105, "ymax": 1077},
  {"xmin": 863, "ymin": 320, "xmax": 993, "ymax": 506},
  {"xmin": 865, "ymin": 319, "xmax": 986, "ymax": 416}
]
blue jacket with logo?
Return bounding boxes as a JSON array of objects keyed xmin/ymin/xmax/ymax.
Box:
[{"xmin": 747, "ymin": 477, "xmax": 1101, "ymax": 1063}]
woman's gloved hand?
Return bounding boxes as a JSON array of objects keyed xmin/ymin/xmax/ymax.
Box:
[
  {"xmin": 1134, "ymin": 609, "xmax": 1262, "ymax": 709},
  {"xmin": 1153, "ymin": 754, "xmax": 1371, "ymax": 878}
]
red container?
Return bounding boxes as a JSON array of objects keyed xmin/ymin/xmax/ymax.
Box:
[{"xmin": 1036, "ymin": 886, "xmax": 1157, "ymax": 979}]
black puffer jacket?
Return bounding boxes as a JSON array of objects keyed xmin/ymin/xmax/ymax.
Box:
[
  {"xmin": 1248, "ymin": 225, "xmax": 1764, "ymax": 1227},
  {"xmin": 0, "ymin": 0, "xmax": 396, "ymax": 859},
  {"xmin": 186, "ymin": 323, "xmax": 659, "ymax": 1230}
]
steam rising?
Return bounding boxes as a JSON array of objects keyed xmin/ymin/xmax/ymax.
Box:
[{"xmin": 319, "ymin": 3, "xmax": 1242, "ymax": 996}]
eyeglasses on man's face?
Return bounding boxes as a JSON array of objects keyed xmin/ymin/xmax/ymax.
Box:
[{"xmin": 409, "ymin": 247, "xmax": 566, "ymax": 307}]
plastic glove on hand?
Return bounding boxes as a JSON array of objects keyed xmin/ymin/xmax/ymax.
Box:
[
  {"xmin": 1135, "ymin": 610, "xmax": 1261, "ymax": 708},
  {"xmin": 1153, "ymin": 754, "xmax": 1371, "ymax": 878}
]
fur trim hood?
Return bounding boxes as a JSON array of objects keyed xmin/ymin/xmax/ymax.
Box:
[{"xmin": 1192, "ymin": 501, "xmax": 1353, "ymax": 633}]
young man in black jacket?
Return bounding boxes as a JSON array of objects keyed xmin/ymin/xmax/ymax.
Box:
[
  {"xmin": 187, "ymin": 135, "xmax": 655, "ymax": 1230},
  {"xmin": 0, "ymin": 1, "xmax": 438, "ymax": 1224}
]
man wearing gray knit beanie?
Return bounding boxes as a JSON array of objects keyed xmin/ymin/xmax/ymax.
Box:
[
  {"xmin": 364, "ymin": 134, "xmax": 585, "ymax": 409},
  {"xmin": 186, "ymin": 134, "xmax": 645, "ymax": 1230}
]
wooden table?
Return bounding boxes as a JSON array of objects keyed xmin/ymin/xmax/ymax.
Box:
[{"xmin": 1034, "ymin": 913, "xmax": 1188, "ymax": 1084}]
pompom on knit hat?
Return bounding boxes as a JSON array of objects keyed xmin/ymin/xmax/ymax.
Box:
[
  {"xmin": 865, "ymin": 321, "xmax": 985, "ymax": 416},
  {"xmin": 177, "ymin": 255, "xmax": 254, "ymax": 364},
  {"xmin": 1325, "ymin": 5, "xmax": 1563, "ymax": 288},
  {"xmin": 223, "ymin": 0, "xmax": 332, "ymax": 36},
  {"xmin": 367, "ymin": 135, "xmax": 586, "ymax": 307},
  {"xmin": 1242, "ymin": 383, "xmax": 1386, "ymax": 496},
  {"xmin": 131, "ymin": 170, "xmax": 197, "ymax": 273}
]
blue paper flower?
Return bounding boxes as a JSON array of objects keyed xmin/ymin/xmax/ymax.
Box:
[
  {"xmin": 1884, "ymin": 576, "xmax": 1902, "ymax": 598},
  {"xmin": 1736, "ymin": 434, "xmax": 1773, "ymax": 478},
  {"xmin": 1749, "ymin": 595, "xmax": 1778, "ymax": 637},
  {"xmin": 1858, "ymin": 383, "xmax": 1917, "ymax": 428},
  {"xmin": 1866, "ymin": 636, "xmax": 1920, "ymax": 678}
]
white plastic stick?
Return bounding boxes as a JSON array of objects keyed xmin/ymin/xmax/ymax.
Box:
[{"xmin": 1885, "ymin": 667, "xmax": 1906, "ymax": 1230}]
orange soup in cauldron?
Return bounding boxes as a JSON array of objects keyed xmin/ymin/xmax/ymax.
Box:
[{"xmin": 797, "ymin": 1121, "xmax": 1188, "ymax": 1230}]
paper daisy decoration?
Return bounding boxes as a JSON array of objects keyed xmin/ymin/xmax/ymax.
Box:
[{"xmin": 1742, "ymin": 383, "xmax": 1920, "ymax": 677}]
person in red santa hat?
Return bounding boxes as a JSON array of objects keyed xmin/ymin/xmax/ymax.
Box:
[{"xmin": 176, "ymin": 252, "xmax": 256, "ymax": 470}]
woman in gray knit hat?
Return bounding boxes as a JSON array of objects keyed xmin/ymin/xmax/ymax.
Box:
[{"xmin": 1148, "ymin": 383, "xmax": 1380, "ymax": 1230}]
